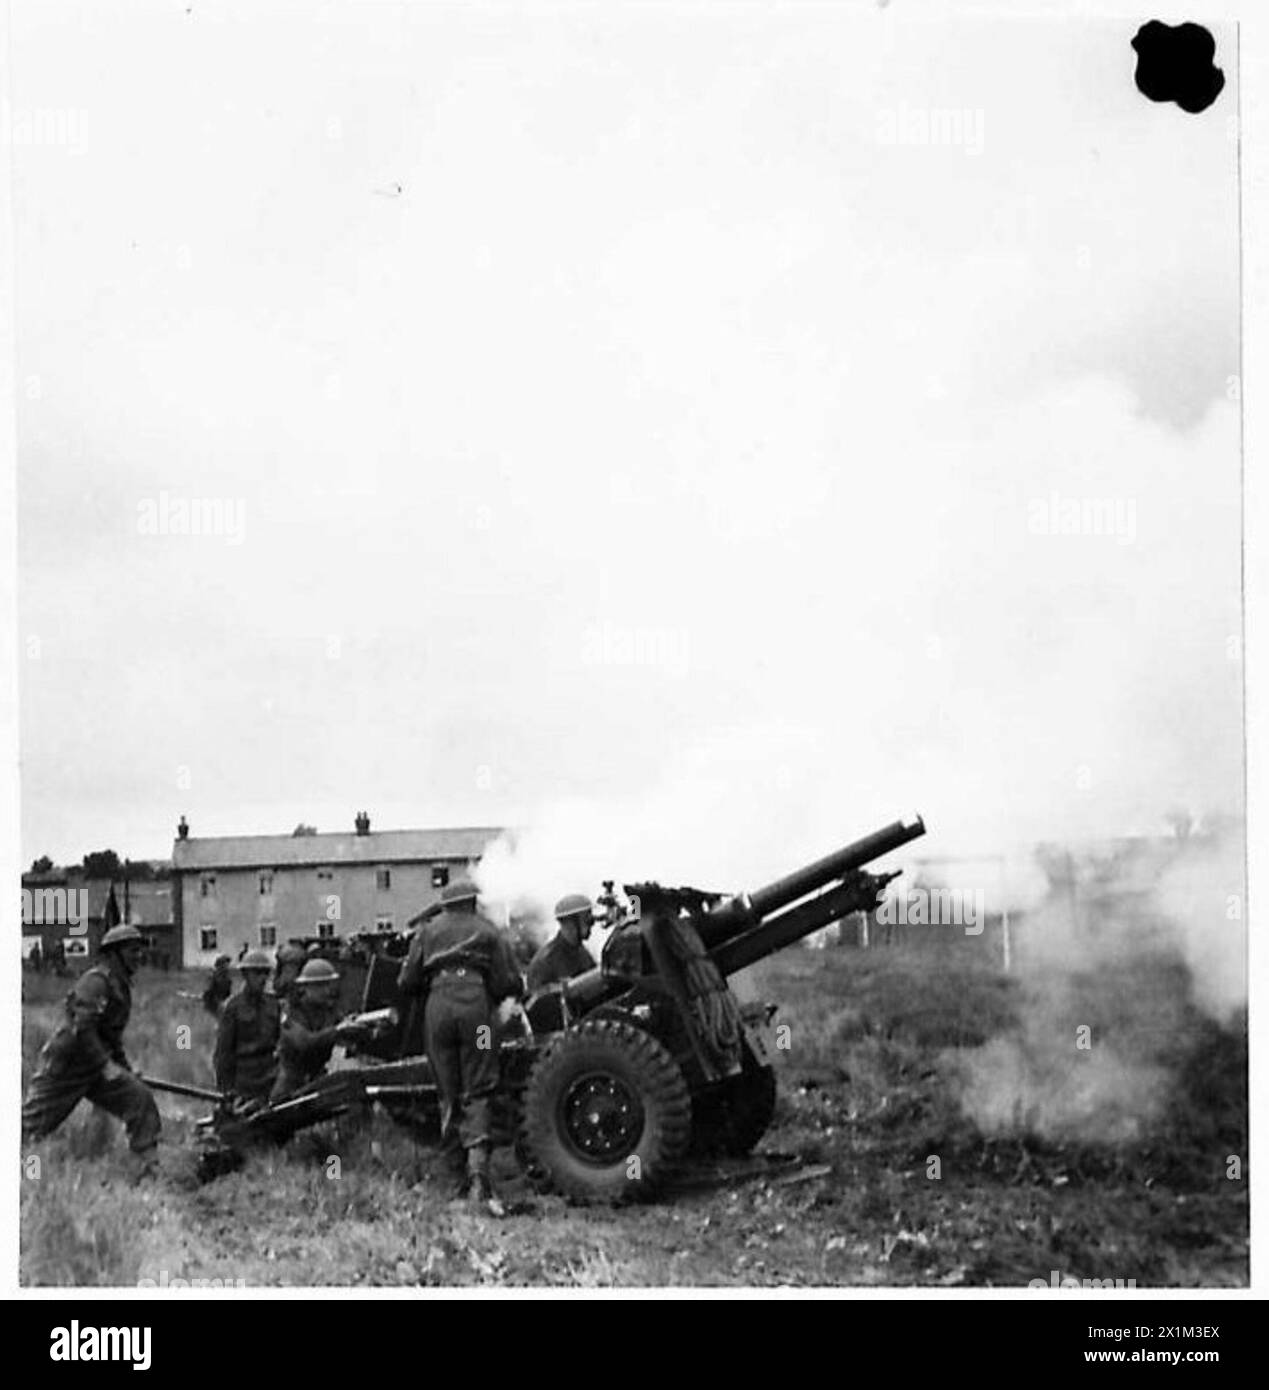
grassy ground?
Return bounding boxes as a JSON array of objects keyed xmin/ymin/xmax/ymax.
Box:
[{"xmin": 19, "ymin": 948, "xmax": 1247, "ymax": 1288}]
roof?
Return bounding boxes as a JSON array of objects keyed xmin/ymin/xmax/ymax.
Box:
[
  {"xmin": 119, "ymin": 882, "xmax": 175, "ymax": 928},
  {"xmin": 172, "ymin": 826, "xmax": 505, "ymax": 872}
]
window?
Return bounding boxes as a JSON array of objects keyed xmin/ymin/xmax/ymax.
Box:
[
  {"xmin": 259, "ymin": 872, "xmax": 274, "ymax": 895},
  {"xmin": 66, "ymin": 938, "xmax": 89, "ymax": 958},
  {"xmin": 375, "ymin": 915, "xmax": 393, "ymax": 933},
  {"xmin": 432, "ymin": 864, "xmax": 450, "ymax": 889},
  {"xmin": 317, "ymin": 920, "xmax": 335, "ymax": 940},
  {"xmin": 259, "ymin": 923, "xmax": 277, "ymax": 947},
  {"xmin": 200, "ymin": 926, "xmax": 218, "ymax": 951},
  {"xmin": 200, "ymin": 874, "xmax": 217, "ymax": 898},
  {"xmin": 376, "ymin": 867, "xmax": 391, "ymax": 891}
]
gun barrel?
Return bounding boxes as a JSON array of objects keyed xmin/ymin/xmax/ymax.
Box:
[
  {"xmin": 697, "ymin": 816, "xmax": 925, "ymax": 949},
  {"xmin": 710, "ymin": 869, "xmax": 900, "ymax": 975}
]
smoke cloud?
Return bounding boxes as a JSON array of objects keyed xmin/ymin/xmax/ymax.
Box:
[{"xmin": 951, "ymin": 825, "xmax": 1245, "ymax": 1143}]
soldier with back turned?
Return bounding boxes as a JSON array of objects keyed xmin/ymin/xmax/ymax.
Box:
[{"xmin": 398, "ymin": 879, "xmax": 524, "ymax": 1205}]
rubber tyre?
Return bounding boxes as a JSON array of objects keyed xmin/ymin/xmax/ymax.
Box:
[
  {"xmin": 691, "ymin": 1061, "xmax": 777, "ymax": 1157},
  {"xmin": 520, "ymin": 1019, "xmax": 691, "ymax": 1203}
]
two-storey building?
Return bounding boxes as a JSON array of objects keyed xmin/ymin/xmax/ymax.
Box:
[{"xmin": 171, "ymin": 812, "xmax": 503, "ymax": 966}]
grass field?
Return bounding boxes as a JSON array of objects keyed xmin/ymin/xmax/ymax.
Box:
[{"xmin": 19, "ymin": 944, "xmax": 1248, "ymax": 1288}]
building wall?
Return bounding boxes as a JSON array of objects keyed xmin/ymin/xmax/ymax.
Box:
[{"xmin": 179, "ymin": 858, "xmax": 473, "ymax": 965}]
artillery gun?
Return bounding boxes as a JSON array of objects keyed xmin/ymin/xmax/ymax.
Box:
[
  {"xmin": 173, "ymin": 815, "xmax": 926, "ymax": 1197},
  {"xmin": 507, "ymin": 815, "xmax": 925, "ymax": 1200}
]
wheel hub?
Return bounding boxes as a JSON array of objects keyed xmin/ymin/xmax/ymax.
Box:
[{"xmin": 561, "ymin": 1072, "xmax": 644, "ymax": 1162}]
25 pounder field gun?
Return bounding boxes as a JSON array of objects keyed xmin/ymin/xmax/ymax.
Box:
[
  {"xmin": 511, "ymin": 814, "xmax": 926, "ymax": 1200},
  {"xmin": 182, "ymin": 815, "xmax": 926, "ymax": 1198}
]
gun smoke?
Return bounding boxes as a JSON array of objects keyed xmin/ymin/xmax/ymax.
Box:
[{"xmin": 949, "ymin": 822, "xmax": 1245, "ymax": 1144}]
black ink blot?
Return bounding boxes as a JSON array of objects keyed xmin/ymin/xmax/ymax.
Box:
[{"xmin": 1131, "ymin": 21, "xmax": 1225, "ymax": 114}]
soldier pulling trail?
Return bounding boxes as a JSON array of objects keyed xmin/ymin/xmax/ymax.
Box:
[{"xmin": 21, "ymin": 923, "xmax": 162, "ymax": 1176}]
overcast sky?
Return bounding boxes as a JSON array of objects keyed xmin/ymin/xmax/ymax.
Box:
[{"xmin": 12, "ymin": 5, "xmax": 1241, "ymax": 888}]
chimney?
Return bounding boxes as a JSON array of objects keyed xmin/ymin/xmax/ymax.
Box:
[
  {"xmin": 177, "ymin": 815, "xmax": 189, "ymax": 841},
  {"xmin": 355, "ymin": 811, "xmax": 371, "ymax": 837}
]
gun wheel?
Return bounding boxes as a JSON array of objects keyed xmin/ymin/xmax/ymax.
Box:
[{"xmin": 519, "ymin": 1018, "xmax": 690, "ymax": 1203}]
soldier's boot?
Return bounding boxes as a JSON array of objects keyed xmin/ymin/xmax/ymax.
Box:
[
  {"xmin": 434, "ymin": 1131, "xmax": 466, "ymax": 1196},
  {"xmin": 465, "ymin": 1144, "xmax": 501, "ymax": 1211}
]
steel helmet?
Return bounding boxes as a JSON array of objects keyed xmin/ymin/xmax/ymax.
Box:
[
  {"xmin": 554, "ymin": 893, "xmax": 594, "ymax": 921},
  {"xmin": 276, "ymin": 942, "xmax": 306, "ymax": 965},
  {"xmin": 214, "ymin": 954, "xmax": 231, "ymax": 967},
  {"xmin": 238, "ymin": 949, "xmax": 273, "ymax": 971},
  {"xmin": 100, "ymin": 924, "xmax": 144, "ymax": 949},
  {"xmin": 296, "ymin": 958, "xmax": 340, "ymax": 984},
  {"xmin": 440, "ymin": 879, "xmax": 478, "ymax": 906}
]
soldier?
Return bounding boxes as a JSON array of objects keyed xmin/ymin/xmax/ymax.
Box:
[
  {"xmin": 202, "ymin": 954, "xmax": 233, "ymax": 1017},
  {"xmin": 398, "ymin": 879, "xmax": 524, "ymax": 1204},
  {"xmin": 271, "ymin": 941, "xmax": 307, "ymax": 1005},
  {"xmin": 270, "ymin": 958, "xmax": 361, "ymax": 1101},
  {"xmin": 214, "ymin": 949, "xmax": 282, "ymax": 1103},
  {"xmin": 21, "ymin": 923, "xmax": 161, "ymax": 1175},
  {"xmin": 526, "ymin": 893, "xmax": 598, "ymax": 993}
]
